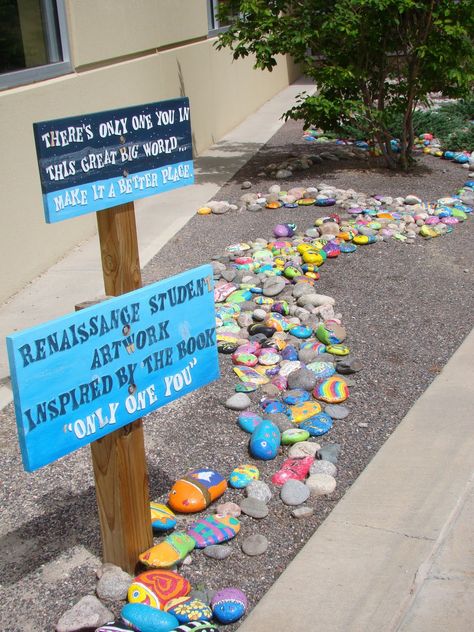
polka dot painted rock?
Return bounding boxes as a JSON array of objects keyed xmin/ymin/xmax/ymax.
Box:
[
  {"xmin": 271, "ymin": 456, "xmax": 314, "ymax": 486},
  {"xmin": 168, "ymin": 468, "xmax": 228, "ymax": 513},
  {"xmin": 150, "ymin": 503, "xmax": 177, "ymax": 532},
  {"xmin": 249, "ymin": 420, "xmax": 281, "ymax": 460},
  {"xmin": 287, "ymin": 400, "xmax": 322, "ymax": 423},
  {"xmin": 186, "ymin": 514, "xmax": 241, "ymax": 548},
  {"xmin": 128, "ymin": 570, "xmax": 191, "ymax": 609},
  {"xmin": 164, "ymin": 597, "xmax": 212, "ymax": 623},
  {"xmin": 211, "ymin": 587, "xmax": 248, "ymax": 624},
  {"xmin": 238, "ymin": 411, "xmax": 263, "ymax": 433},
  {"xmin": 229, "ymin": 464, "xmax": 260, "ymax": 488},
  {"xmin": 313, "ymin": 376, "xmax": 349, "ymax": 403},
  {"xmin": 299, "ymin": 412, "xmax": 334, "ymax": 436},
  {"xmin": 281, "ymin": 428, "xmax": 310, "ymax": 445}
]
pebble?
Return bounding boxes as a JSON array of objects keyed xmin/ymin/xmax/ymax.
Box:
[
  {"xmin": 241, "ymin": 534, "xmax": 269, "ymax": 556},
  {"xmin": 280, "ymin": 479, "xmax": 311, "ymax": 506},
  {"xmin": 239, "ymin": 496, "xmax": 269, "ymax": 519},
  {"xmin": 291, "ymin": 506, "xmax": 315, "ymax": 519},
  {"xmin": 306, "ymin": 473, "xmax": 337, "ymax": 496},
  {"xmin": 287, "ymin": 368, "xmax": 318, "ymax": 391},
  {"xmin": 246, "ymin": 479, "xmax": 272, "ymax": 504},
  {"xmin": 216, "ymin": 501, "xmax": 242, "ymax": 517},
  {"xmin": 317, "ymin": 443, "xmax": 341, "ymax": 464},
  {"xmin": 310, "ymin": 459, "xmax": 338, "ymax": 477},
  {"xmin": 225, "ymin": 393, "xmax": 251, "ymax": 410},
  {"xmin": 288, "ymin": 441, "xmax": 321, "ymax": 458},
  {"xmin": 324, "ymin": 404, "xmax": 350, "ymax": 419},
  {"xmin": 56, "ymin": 596, "xmax": 113, "ymax": 632},
  {"xmin": 96, "ymin": 565, "xmax": 132, "ymax": 601}
]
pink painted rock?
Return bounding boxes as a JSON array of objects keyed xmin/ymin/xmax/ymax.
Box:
[{"xmin": 271, "ymin": 456, "xmax": 314, "ymax": 486}]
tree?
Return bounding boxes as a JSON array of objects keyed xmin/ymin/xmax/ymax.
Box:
[{"xmin": 216, "ymin": 0, "xmax": 474, "ymax": 170}]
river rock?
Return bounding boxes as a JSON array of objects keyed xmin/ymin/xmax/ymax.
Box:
[
  {"xmin": 203, "ymin": 544, "xmax": 233, "ymax": 560},
  {"xmin": 336, "ymin": 358, "xmax": 362, "ymax": 374},
  {"xmin": 56, "ymin": 596, "xmax": 113, "ymax": 632},
  {"xmin": 225, "ymin": 393, "xmax": 251, "ymax": 410},
  {"xmin": 241, "ymin": 534, "xmax": 269, "ymax": 556},
  {"xmin": 291, "ymin": 506, "xmax": 315, "ymax": 519},
  {"xmin": 324, "ymin": 404, "xmax": 350, "ymax": 419},
  {"xmin": 239, "ymin": 496, "xmax": 269, "ymax": 519},
  {"xmin": 287, "ymin": 368, "xmax": 318, "ymax": 391},
  {"xmin": 317, "ymin": 443, "xmax": 341, "ymax": 463},
  {"xmin": 306, "ymin": 473, "xmax": 337, "ymax": 496},
  {"xmin": 246, "ymin": 480, "xmax": 272, "ymax": 503},
  {"xmin": 310, "ymin": 459, "xmax": 338, "ymax": 477},
  {"xmin": 280, "ymin": 479, "xmax": 310, "ymax": 505},
  {"xmin": 96, "ymin": 565, "xmax": 132, "ymax": 601},
  {"xmin": 216, "ymin": 501, "xmax": 241, "ymax": 517},
  {"xmin": 288, "ymin": 441, "xmax": 321, "ymax": 458},
  {"xmin": 262, "ymin": 276, "xmax": 286, "ymax": 297}
]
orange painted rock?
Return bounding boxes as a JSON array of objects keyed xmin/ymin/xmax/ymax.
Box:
[
  {"xmin": 168, "ymin": 468, "xmax": 227, "ymax": 513},
  {"xmin": 150, "ymin": 502, "xmax": 177, "ymax": 532},
  {"xmin": 128, "ymin": 569, "xmax": 191, "ymax": 608},
  {"xmin": 138, "ymin": 532, "xmax": 195, "ymax": 568}
]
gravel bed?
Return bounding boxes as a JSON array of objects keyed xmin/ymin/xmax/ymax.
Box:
[{"xmin": 0, "ymin": 118, "xmax": 473, "ymax": 631}]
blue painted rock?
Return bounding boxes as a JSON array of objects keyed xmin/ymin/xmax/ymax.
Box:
[
  {"xmin": 283, "ymin": 389, "xmax": 311, "ymax": 405},
  {"xmin": 164, "ymin": 597, "xmax": 212, "ymax": 623},
  {"xmin": 186, "ymin": 514, "xmax": 240, "ymax": 548},
  {"xmin": 300, "ymin": 340, "xmax": 327, "ymax": 354},
  {"xmin": 287, "ymin": 401, "xmax": 322, "ymax": 423},
  {"xmin": 128, "ymin": 570, "xmax": 191, "ymax": 609},
  {"xmin": 238, "ymin": 411, "xmax": 263, "ymax": 433},
  {"xmin": 227, "ymin": 289, "xmax": 253, "ymax": 303},
  {"xmin": 299, "ymin": 412, "xmax": 334, "ymax": 436},
  {"xmin": 281, "ymin": 428, "xmax": 310, "ymax": 445},
  {"xmin": 281, "ymin": 344, "xmax": 298, "ymax": 361},
  {"xmin": 306, "ymin": 361, "xmax": 336, "ymax": 379},
  {"xmin": 211, "ymin": 587, "xmax": 248, "ymax": 624},
  {"xmin": 229, "ymin": 464, "xmax": 260, "ymax": 488},
  {"xmin": 290, "ymin": 325, "xmax": 313, "ymax": 339},
  {"xmin": 261, "ymin": 399, "xmax": 288, "ymax": 415},
  {"xmin": 150, "ymin": 503, "xmax": 177, "ymax": 532},
  {"xmin": 339, "ymin": 242, "xmax": 357, "ymax": 253},
  {"xmin": 316, "ymin": 198, "xmax": 336, "ymax": 206},
  {"xmin": 121, "ymin": 603, "xmax": 179, "ymax": 632},
  {"xmin": 168, "ymin": 468, "xmax": 228, "ymax": 513},
  {"xmin": 249, "ymin": 420, "xmax": 281, "ymax": 460}
]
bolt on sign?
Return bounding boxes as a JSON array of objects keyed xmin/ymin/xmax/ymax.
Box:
[
  {"xmin": 7, "ymin": 265, "xmax": 218, "ymax": 471},
  {"xmin": 33, "ymin": 98, "xmax": 193, "ymax": 222}
]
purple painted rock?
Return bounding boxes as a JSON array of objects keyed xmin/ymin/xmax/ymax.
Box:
[{"xmin": 211, "ymin": 588, "xmax": 248, "ymax": 624}]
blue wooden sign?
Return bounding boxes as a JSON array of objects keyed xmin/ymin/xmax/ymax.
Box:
[
  {"xmin": 33, "ymin": 98, "xmax": 193, "ymax": 223},
  {"xmin": 7, "ymin": 265, "xmax": 218, "ymax": 471}
]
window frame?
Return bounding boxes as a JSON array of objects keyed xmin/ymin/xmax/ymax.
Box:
[
  {"xmin": 207, "ymin": 0, "xmax": 238, "ymax": 37},
  {"xmin": 0, "ymin": 0, "xmax": 72, "ymax": 91}
]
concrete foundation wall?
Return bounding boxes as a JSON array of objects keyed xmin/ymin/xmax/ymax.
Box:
[{"xmin": 0, "ymin": 1, "xmax": 299, "ymax": 303}]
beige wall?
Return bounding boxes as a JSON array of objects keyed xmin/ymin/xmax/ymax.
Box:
[{"xmin": 0, "ymin": 1, "xmax": 299, "ymax": 303}]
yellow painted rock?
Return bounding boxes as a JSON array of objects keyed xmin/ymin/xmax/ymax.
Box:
[
  {"xmin": 287, "ymin": 401, "xmax": 322, "ymax": 423},
  {"xmin": 150, "ymin": 503, "xmax": 177, "ymax": 531},
  {"xmin": 197, "ymin": 207, "xmax": 212, "ymax": 215},
  {"xmin": 139, "ymin": 532, "xmax": 195, "ymax": 568}
]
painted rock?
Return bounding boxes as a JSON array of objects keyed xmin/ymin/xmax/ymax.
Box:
[
  {"xmin": 316, "ymin": 322, "xmax": 346, "ymax": 345},
  {"xmin": 258, "ymin": 351, "xmax": 281, "ymax": 366},
  {"xmin": 281, "ymin": 344, "xmax": 298, "ymax": 361},
  {"xmin": 300, "ymin": 340, "xmax": 326, "ymax": 354},
  {"xmin": 249, "ymin": 420, "xmax": 281, "ymax": 460},
  {"xmin": 272, "ymin": 300, "xmax": 290, "ymax": 315},
  {"xmin": 121, "ymin": 603, "xmax": 179, "ymax": 632},
  {"xmin": 299, "ymin": 412, "xmax": 334, "ymax": 436},
  {"xmin": 261, "ymin": 399, "xmax": 288, "ymax": 415},
  {"xmin": 339, "ymin": 242, "xmax": 357, "ymax": 253},
  {"xmin": 232, "ymin": 352, "xmax": 258, "ymax": 367},
  {"xmin": 95, "ymin": 623, "xmax": 134, "ymax": 632},
  {"xmin": 290, "ymin": 325, "xmax": 313, "ymax": 339},
  {"xmin": 281, "ymin": 428, "xmax": 310, "ymax": 445},
  {"xmin": 214, "ymin": 283, "xmax": 237, "ymax": 303},
  {"xmin": 128, "ymin": 570, "xmax": 191, "ymax": 609},
  {"xmin": 170, "ymin": 623, "xmax": 219, "ymax": 631},
  {"xmin": 283, "ymin": 389, "xmax": 311, "ymax": 405},
  {"xmin": 306, "ymin": 361, "xmax": 336, "ymax": 379},
  {"xmin": 139, "ymin": 533, "xmax": 195, "ymax": 569},
  {"xmin": 287, "ymin": 401, "xmax": 322, "ymax": 423},
  {"xmin": 233, "ymin": 366, "xmax": 269, "ymax": 386},
  {"xmin": 164, "ymin": 597, "xmax": 212, "ymax": 623},
  {"xmin": 229, "ymin": 464, "xmax": 260, "ymax": 488},
  {"xmin": 186, "ymin": 514, "xmax": 241, "ymax": 548},
  {"xmin": 313, "ymin": 376, "xmax": 350, "ymax": 403},
  {"xmin": 150, "ymin": 503, "xmax": 177, "ymax": 532},
  {"xmin": 168, "ymin": 468, "xmax": 228, "ymax": 513},
  {"xmin": 327, "ymin": 343, "xmax": 350, "ymax": 356},
  {"xmin": 235, "ymin": 382, "xmax": 257, "ymax": 393},
  {"xmin": 227, "ymin": 289, "xmax": 253, "ymax": 303},
  {"xmin": 352, "ymin": 234, "xmax": 377, "ymax": 245},
  {"xmin": 238, "ymin": 411, "xmax": 263, "ymax": 433},
  {"xmin": 218, "ymin": 341, "xmax": 238, "ymax": 354},
  {"xmin": 271, "ymin": 456, "xmax": 314, "ymax": 486},
  {"xmin": 211, "ymin": 588, "xmax": 248, "ymax": 624}
]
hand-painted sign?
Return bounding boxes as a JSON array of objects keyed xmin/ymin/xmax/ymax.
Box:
[
  {"xmin": 33, "ymin": 98, "xmax": 193, "ymax": 223},
  {"xmin": 7, "ymin": 265, "xmax": 218, "ymax": 471}
]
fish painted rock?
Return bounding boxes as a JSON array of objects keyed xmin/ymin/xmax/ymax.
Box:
[
  {"xmin": 128, "ymin": 570, "xmax": 191, "ymax": 609},
  {"xmin": 139, "ymin": 532, "xmax": 195, "ymax": 568},
  {"xmin": 164, "ymin": 597, "xmax": 212, "ymax": 623},
  {"xmin": 211, "ymin": 587, "xmax": 248, "ymax": 624},
  {"xmin": 229, "ymin": 464, "xmax": 260, "ymax": 488},
  {"xmin": 271, "ymin": 456, "xmax": 314, "ymax": 486},
  {"xmin": 121, "ymin": 603, "xmax": 179, "ymax": 632},
  {"xmin": 186, "ymin": 514, "xmax": 241, "ymax": 548},
  {"xmin": 150, "ymin": 503, "xmax": 177, "ymax": 532},
  {"xmin": 313, "ymin": 376, "xmax": 349, "ymax": 403},
  {"xmin": 299, "ymin": 411, "xmax": 334, "ymax": 436},
  {"xmin": 249, "ymin": 420, "xmax": 281, "ymax": 460},
  {"xmin": 287, "ymin": 401, "xmax": 322, "ymax": 423},
  {"xmin": 168, "ymin": 468, "xmax": 227, "ymax": 513}
]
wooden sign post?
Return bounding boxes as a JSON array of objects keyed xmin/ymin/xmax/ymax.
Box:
[{"xmin": 6, "ymin": 99, "xmax": 220, "ymax": 574}]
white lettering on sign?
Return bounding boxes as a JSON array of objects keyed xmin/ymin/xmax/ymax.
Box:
[
  {"xmin": 98, "ymin": 117, "xmax": 128, "ymax": 138},
  {"xmin": 164, "ymin": 357, "xmax": 197, "ymax": 397},
  {"xmin": 160, "ymin": 162, "xmax": 191, "ymax": 184}
]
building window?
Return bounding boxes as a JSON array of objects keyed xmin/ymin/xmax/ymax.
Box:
[
  {"xmin": 0, "ymin": 0, "xmax": 71, "ymax": 90},
  {"xmin": 207, "ymin": 0, "xmax": 240, "ymax": 35}
]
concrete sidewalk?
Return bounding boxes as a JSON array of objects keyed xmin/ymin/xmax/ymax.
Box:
[
  {"xmin": 239, "ymin": 326, "xmax": 474, "ymax": 632},
  {"xmin": 0, "ymin": 76, "xmax": 314, "ymax": 408}
]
